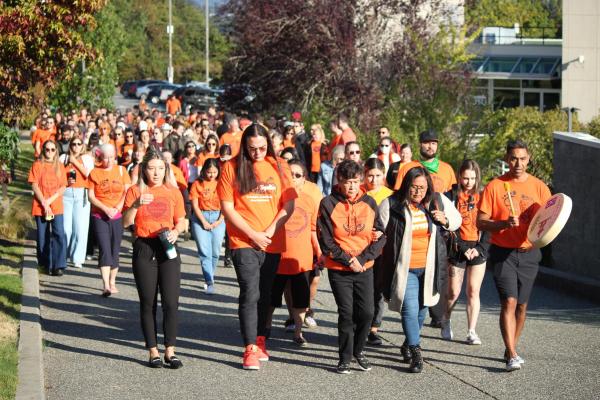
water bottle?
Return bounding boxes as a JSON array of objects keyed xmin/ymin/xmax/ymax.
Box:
[{"xmin": 158, "ymin": 229, "xmax": 177, "ymax": 259}]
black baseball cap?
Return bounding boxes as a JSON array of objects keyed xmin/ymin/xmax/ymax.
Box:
[{"xmin": 419, "ymin": 129, "xmax": 439, "ymax": 143}]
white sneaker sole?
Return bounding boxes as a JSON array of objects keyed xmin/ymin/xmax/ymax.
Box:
[{"xmin": 243, "ymin": 365, "xmax": 260, "ymax": 370}]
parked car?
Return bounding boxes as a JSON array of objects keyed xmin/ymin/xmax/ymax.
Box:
[
  {"xmin": 148, "ymin": 83, "xmax": 182, "ymax": 104},
  {"xmin": 120, "ymin": 81, "xmax": 137, "ymax": 97},
  {"xmin": 172, "ymin": 86, "xmax": 219, "ymax": 111},
  {"xmin": 218, "ymin": 83, "xmax": 257, "ymax": 113},
  {"xmin": 135, "ymin": 80, "xmax": 169, "ymax": 98},
  {"xmin": 127, "ymin": 79, "xmax": 165, "ymax": 98}
]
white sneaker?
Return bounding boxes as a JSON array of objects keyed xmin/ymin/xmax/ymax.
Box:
[
  {"xmin": 72, "ymin": 262, "xmax": 83, "ymax": 269},
  {"xmin": 206, "ymin": 284, "xmax": 215, "ymax": 295},
  {"xmin": 304, "ymin": 315, "xmax": 317, "ymax": 328},
  {"xmin": 516, "ymin": 355, "xmax": 525, "ymax": 364},
  {"xmin": 506, "ymin": 357, "xmax": 522, "ymax": 371},
  {"xmin": 466, "ymin": 330, "xmax": 482, "ymax": 345},
  {"xmin": 441, "ymin": 320, "xmax": 453, "ymax": 340}
]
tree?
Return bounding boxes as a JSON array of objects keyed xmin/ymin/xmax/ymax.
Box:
[
  {"xmin": 0, "ymin": 1, "xmax": 107, "ymax": 124},
  {"xmin": 113, "ymin": 0, "xmax": 231, "ymax": 83},
  {"xmin": 0, "ymin": 123, "xmax": 20, "ymax": 199},
  {"xmin": 48, "ymin": 2, "xmax": 126, "ymax": 112}
]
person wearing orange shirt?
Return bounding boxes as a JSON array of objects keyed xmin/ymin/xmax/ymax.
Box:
[
  {"xmin": 304, "ymin": 124, "xmax": 328, "ymax": 183},
  {"xmin": 441, "ymin": 160, "xmax": 489, "ymax": 346},
  {"xmin": 88, "ymin": 144, "xmax": 132, "ymax": 296},
  {"xmin": 377, "ymin": 166, "xmax": 461, "ymax": 373},
  {"xmin": 477, "ymin": 139, "xmax": 551, "ymax": 372},
  {"xmin": 266, "ymin": 160, "xmax": 323, "ymax": 346},
  {"xmin": 195, "ymin": 134, "xmax": 220, "ymax": 173},
  {"xmin": 317, "ymin": 160, "xmax": 386, "ymax": 374},
  {"xmin": 386, "ymin": 143, "xmax": 413, "ymax": 187},
  {"xmin": 217, "ymin": 124, "xmax": 297, "ymax": 371},
  {"xmin": 219, "ymin": 116, "xmax": 243, "ymax": 157},
  {"xmin": 123, "ymin": 148, "xmax": 187, "ymax": 369},
  {"xmin": 32, "ymin": 119, "xmax": 56, "ymax": 158},
  {"xmin": 59, "ymin": 138, "xmax": 95, "ymax": 269},
  {"xmin": 393, "ymin": 130, "xmax": 456, "ymax": 194},
  {"xmin": 337, "ymin": 113, "xmax": 357, "ymax": 145},
  {"xmin": 29, "ymin": 140, "xmax": 68, "ymax": 276},
  {"xmin": 190, "ymin": 158, "xmax": 226, "ymax": 294},
  {"xmin": 165, "ymin": 95, "xmax": 182, "ymax": 117}
]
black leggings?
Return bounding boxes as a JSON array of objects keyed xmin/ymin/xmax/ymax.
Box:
[{"xmin": 132, "ymin": 237, "xmax": 181, "ymax": 349}]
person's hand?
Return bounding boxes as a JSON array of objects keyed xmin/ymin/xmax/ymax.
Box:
[
  {"xmin": 43, "ymin": 205, "xmax": 53, "ymax": 217},
  {"xmin": 506, "ymin": 215, "xmax": 519, "ymax": 228},
  {"xmin": 431, "ymin": 210, "xmax": 447, "ymax": 226},
  {"xmin": 166, "ymin": 229, "xmax": 179, "ymax": 244},
  {"xmin": 212, "ymin": 219, "xmax": 223, "ymax": 228},
  {"xmin": 371, "ymin": 230, "xmax": 383, "ymax": 241},
  {"xmin": 202, "ymin": 221, "xmax": 213, "ymax": 231},
  {"xmin": 264, "ymin": 225, "xmax": 276, "ymax": 240},
  {"xmin": 105, "ymin": 207, "xmax": 119, "ymax": 219},
  {"xmin": 317, "ymin": 253, "xmax": 326, "ymax": 267},
  {"xmin": 349, "ymin": 257, "xmax": 365, "ymax": 273},
  {"xmin": 464, "ymin": 248, "xmax": 479, "ymax": 260},
  {"xmin": 250, "ymin": 231, "xmax": 272, "ymax": 250}
]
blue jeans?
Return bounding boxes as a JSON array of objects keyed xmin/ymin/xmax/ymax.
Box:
[
  {"xmin": 63, "ymin": 187, "xmax": 90, "ymax": 264},
  {"xmin": 191, "ymin": 211, "xmax": 226, "ymax": 285},
  {"xmin": 401, "ymin": 268, "xmax": 428, "ymax": 346},
  {"xmin": 35, "ymin": 214, "xmax": 67, "ymax": 272}
]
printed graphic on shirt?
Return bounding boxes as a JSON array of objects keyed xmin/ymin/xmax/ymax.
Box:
[{"xmin": 286, "ymin": 206, "xmax": 309, "ymax": 239}]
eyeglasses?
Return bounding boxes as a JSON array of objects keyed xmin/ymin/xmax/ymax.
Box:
[
  {"xmin": 71, "ymin": 142, "xmax": 83, "ymax": 147},
  {"xmin": 409, "ymin": 185, "xmax": 427, "ymax": 193},
  {"xmin": 44, "ymin": 147, "xmax": 56, "ymax": 153},
  {"xmin": 186, "ymin": 144, "xmax": 196, "ymax": 148},
  {"xmin": 348, "ymin": 150, "xmax": 361, "ymax": 155},
  {"xmin": 380, "ymin": 144, "xmax": 390, "ymax": 148},
  {"xmin": 248, "ymin": 145, "xmax": 267, "ymax": 153},
  {"xmin": 291, "ymin": 172, "xmax": 304, "ymax": 179}
]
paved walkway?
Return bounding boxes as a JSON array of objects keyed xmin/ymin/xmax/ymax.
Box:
[{"xmin": 39, "ymin": 235, "xmax": 600, "ymax": 399}]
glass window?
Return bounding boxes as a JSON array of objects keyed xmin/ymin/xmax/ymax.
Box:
[
  {"xmin": 493, "ymin": 89, "xmax": 520, "ymax": 110},
  {"xmin": 532, "ymin": 58, "xmax": 559, "ymax": 74},
  {"xmin": 493, "ymin": 79, "xmax": 520, "ymax": 88},
  {"xmin": 513, "ymin": 58, "xmax": 539, "ymax": 74},
  {"xmin": 524, "ymin": 92, "xmax": 541, "ymax": 109},
  {"xmin": 484, "ymin": 58, "xmax": 519, "ymax": 73},
  {"xmin": 542, "ymin": 92, "xmax": 561, "ymax": 111},
  {"xmin": 470, "ymin": 59, "xmax": 486, "ymax": 72},
  {"xmin": 522, "ymin": 80, "xmax": 561, "ymax": 89}
]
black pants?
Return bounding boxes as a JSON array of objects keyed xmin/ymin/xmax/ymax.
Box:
[
  {"xmin": 231, "ymin": 248, "xmax": 280, "ymax": 346},
  {"xmin": 92, "ymin": 216, "xmax": 123, "ymax": 268},
  {"xmin": 329, "ymin": 268, "xmax": 374, "ymax": 363},
  {"xmin": 132, "ymin": 237, "xmax": 181, "ymax": 349},
  {"xmin": 429, "ymin": 270, "xmax": 448, "ymax": 323}
]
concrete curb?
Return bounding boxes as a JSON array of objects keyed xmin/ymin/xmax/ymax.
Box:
[
  {"xmin": 538, "ymin": 265, "xmax": 600, "ymax": 304},
  {"xmin": 16, "ymin": 245, "xmax": 45, "ymax": 400}
]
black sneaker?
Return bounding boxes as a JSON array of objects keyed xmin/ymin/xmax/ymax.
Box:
[
  {"xmin": 408, "ymin": 345, "xmax": 423, "ymax": 373},
  {"xmin": 164, "ymin": 355, "xmax": 183, "ymax": 369},
  {"xmin": 400, "ymin": 344, "xmax": 412, "ymax": 363},
  {"xmin": 429, "ymin": 319, "xmax": 443, "ymax": 328},
  {"xmin": 224, "ymin": 257, "xmax": 234, "ymax": 268},
  {"xmin": 355, "ymin": 352, "xmax": 372, "ymax": 371},
  {"xmin": 337, "ymin": 361, "xmax": 351, "ymax": 374},
  {"xmin": 367, "ymin": 332, "xmax": 383, "ymax": 346},
  {"xmin": 52, "ymin": 269, "xmax": 64, "ymax": 277}
]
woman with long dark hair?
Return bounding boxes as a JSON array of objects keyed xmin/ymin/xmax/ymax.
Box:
[
  {"xmin": 123, "ymin": 147, "xmax": 186, "ymax": 369},
  {"xmin": 217, "ymin": 123, "xmax": 297, "ymax": 370},
  {"xmin": 190, "ymin": 158, "xmax": 226, "ymax": 294},
  {"xmin": 28, "ymin": 140, "xmax": 68, "ymax": 276},
  {"xmin": 377, "ymin": 167, "xmax": 460, "ymax": 373}
]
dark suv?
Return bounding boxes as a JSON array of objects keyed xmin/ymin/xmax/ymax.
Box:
[{"xmin": 172, "ymin": 86, "xmax": 219, "ymax": 111}]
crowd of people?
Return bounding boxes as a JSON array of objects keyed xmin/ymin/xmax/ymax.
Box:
[{"xmin": 28, "ymin": 104, "xmax": 550, "ymax": 374}]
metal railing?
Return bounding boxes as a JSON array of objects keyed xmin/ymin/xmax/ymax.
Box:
[{"xmin": 477, "ymin": 26, "xmax": 562, "ymax": 46}]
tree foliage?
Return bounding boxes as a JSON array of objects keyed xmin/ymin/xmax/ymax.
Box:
[
  {"xmin": 474, "ymin": 107, "xmax": 579, "ymax": 186},
  {"xmin": 0, "ymin": 123, "xmax": 20, "ymax": 167},
  {"xmin": 0, "ymin": 0, "xmax": 107, "ymax": 123},
  {"xmin": 114, "ymin": 0, "xmax": 231, "ymax": 83},
  {"xmin": 48, "ymin": 2, "xmax": 126, "ymax": 112},
  {"xmin": 465, "ymin": 0, "xmax": 561, "ymax": 38}
]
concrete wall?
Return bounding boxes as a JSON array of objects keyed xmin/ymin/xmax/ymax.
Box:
[
  {"xmin": 551, "ymin": 131, "xmax": 600, "ymax": 280},
  {"xmin": 562, "ymin": 1, "xmax": 600, "ymax": 123}
]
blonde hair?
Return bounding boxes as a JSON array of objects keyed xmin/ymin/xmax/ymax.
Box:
[{"xmin": 311, "ymin": 124, "xmax": 324, "ymax": 141}]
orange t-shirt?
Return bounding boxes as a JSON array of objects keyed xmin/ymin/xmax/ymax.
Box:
[
  {"xmin": 479, "ymin": 173, "xmax": 551, "ymax": 249},
  {"xmin": 328, "ymin": 134, "xmax": 342, "ymax": 156},
  {"xmin": 457, "ymin": 191, "xmax": 480, "ymax": 241},
  {"xmin": 63, "ymin": 158, "xmax": 90, "ymax": 190},
  {"xmin": 409, "ymin": 204, "xmax": 430, "ymax": 269},
  {"xmin": 166, "ymin": 98, "xmax": 181, "ymax": 115},
  {"xmin": 28, "ymin": 161, "xmax": 67, "ymax": 216},
  {"xmin": 310, "ymin": 141, "xmax": 322, "ymax": 173},
  {"xmin": 217, "ymin": 157, "xmax": 298, "ymax": 253},
  {"xmin": 340, "ymin": 127, "xmax": 356, "ymax": 145},
  {"xmin": 278, "ymin": 181, "xmax": 322, "ymax": 275},
  {"xmin": 32, "ymin": 129, "xmax": 55, "ymax": 158},
  {"xmin": 88, "ymin": 165, "xmax": 131, "ymax": 212},
  {"xmin": 393, "ymin": 160, "xmax": 457, "ymax": 192},
  {"xmin": 170, "ymin": 164, "xmax": 188, "ymax": 191},
  {"xmin": 195, "ymin": 152, "xmax": 219, "ymax": 169},
  {"xmin": 123, "ymin": 184, "xmax": 185, "ymax": 238},
  {"xmin": 219, "ymin": 131, "xmax": 242, "ymax": 157},
  {"xmin": 283, "ymin": 138, "xmax": 294, "ymax": 149},
  {"xmin": 189, "ymin": 179, "xmax": 220, "ymax": 211},
  {"xmin": 120, "ymin": 143, "xmax": 135, "ymax": 166}
]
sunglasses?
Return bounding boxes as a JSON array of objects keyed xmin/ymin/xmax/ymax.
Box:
[
  {"xmin": 348, "ymin": 150, "xmax": 361, "ymax": 155},
  {"xmin": 207, "ymin": 142, "xmax": 217, "ymax": 147},
  {"xmin": 71, "ymin": 142, "xmax": 83, "ymax": 147},
  {"xmin": 187, "ymin": 144, "xmax": 196, "ymax": 148},
  {"xmin": 291, "ymin": 172, "xmax": 304, "ymax": 179},
  {"xmin": 126, "ymin": 135, "xmax": 134, "ymax": 139},
  {"xmin": 44, "ymin": 147, "xmax": 56, "ymax": 153},
  {"xmin": 380, "ymin": 144, "xmax": 390, "ymax": 148}
]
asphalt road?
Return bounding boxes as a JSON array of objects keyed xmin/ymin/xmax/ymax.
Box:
[{"xmin": 37, "ymin": 232, "xmax": 600, "ymax": 400}]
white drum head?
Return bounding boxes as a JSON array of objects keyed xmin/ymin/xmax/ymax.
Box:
[{"xmin": 527, "ymin": 193, "xmax": 572, "ymax": 248}]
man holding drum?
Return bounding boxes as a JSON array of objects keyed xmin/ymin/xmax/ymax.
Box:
[{"xmin": 477, "ymin": 139, "xmax": 551, "ymax": 372}]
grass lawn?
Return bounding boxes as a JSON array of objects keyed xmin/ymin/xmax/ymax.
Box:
[{"xmin": 0, "ymin": 141, "xmax": 34, "ymax": 400}]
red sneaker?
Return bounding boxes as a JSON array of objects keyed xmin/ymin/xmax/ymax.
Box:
[
  {"xmin": 242, "ymin": 345, "xmax": 260, "ymax": 370},
  {"xmin": 256, "ymin": 336, "xmax": 269, "ymax": 361}
]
